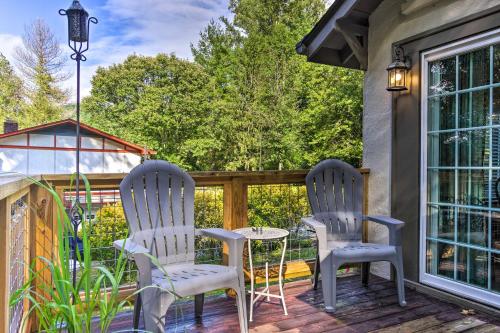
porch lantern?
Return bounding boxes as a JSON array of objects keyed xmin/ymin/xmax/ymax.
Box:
[
  {"xmin": 386, "ymin": 45, "xmax": 411, "ymax": 91},
  {"xmin": 62, "ymin": 0, "xmax": 89, "ymax": 43}
]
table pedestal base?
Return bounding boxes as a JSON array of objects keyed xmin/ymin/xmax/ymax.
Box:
[{"xmin": 248, "ymin": 238, "xmax": 288, "ymax": 322}]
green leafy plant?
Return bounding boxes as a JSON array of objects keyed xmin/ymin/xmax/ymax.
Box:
[{"xmin": 9, "ymin": 175, "xmax": 146, "ymax": 332}]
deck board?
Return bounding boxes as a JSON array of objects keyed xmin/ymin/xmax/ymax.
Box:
[{"xmin": 105, "ymin": 274, "xmax": 499, "ymax": 332}]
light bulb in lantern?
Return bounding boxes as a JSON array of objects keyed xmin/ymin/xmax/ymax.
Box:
[{"xmin": 386, "ymin": 46, "xmax": 410, "ymax": 91}]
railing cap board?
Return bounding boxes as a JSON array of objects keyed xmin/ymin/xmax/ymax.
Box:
[
  {"xmin": 0, "ymin": 168, "xmax": 370, "ymax": 196},
  {"xmin": 41, "ymin": 168, "xmax": 369, "ymax": 187},
  {"xmin": 0, "ymin": 175, "xmax": 40, "ymax": 201}
]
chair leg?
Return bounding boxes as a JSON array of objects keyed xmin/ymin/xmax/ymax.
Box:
[
  {"xmin": 133, "ymin": 292, "xmax": 142, "ymax": 330},
  {"xmin": 330, "ymin": 264, "xmax": 338, "ymax": 313},
  {"xmin": 319, "ymin": 255, "xmax": 336, "ymax": 312},
  {"xmin": 393, "ymin": 252, "xmax": 407, "ymax": 307},
  {"xmin": 312, "ymin": 253, "xmax": 320, "ymax": 290},
  {"xmin": 361, "ymin": 262, "xmax": 370, "ymax": 286},
  {"xmin": 235, "ymin": 278, "xmax": 248, "ymax": 333},
  {"xmin": 194, "ymin": 293, "xmax": 204, "ymax": 319},
  {"xmin": 142, "ymin": 289, "xmax": 174, "ymax": 333}
]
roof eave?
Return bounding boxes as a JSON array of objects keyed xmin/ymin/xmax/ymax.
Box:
[
  {"xmin": 0, "ymin": 118, "xmax": 155, "ymax": 155},
  {"xmin": 296, "ymin": 0, "xmax": 382, "ymax": 70},
  {"xmin": 299, "ymin": 0, "xmax": 347, "ymax": 48}
]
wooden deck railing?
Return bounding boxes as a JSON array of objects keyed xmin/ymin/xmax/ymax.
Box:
[
  {"xmin": 0, "ymin": 168, "xmax": 369, "ymax": 332},
  {"xmin": 0, "ymin": 176, "xmax": 39, "ymax": 333},
  {"xmin": 43, "ymin": 168, "xmax": 369, "ymax": 232}
]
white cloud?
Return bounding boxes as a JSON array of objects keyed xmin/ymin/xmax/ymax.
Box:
[
  {"xmin": 63, "ymin": 36, "xmax": 142, "ymax": 101},
  {"xmin": 1, "ymin": 1, "xmax": 231, "ymax": 103},
  {"xmin": 71, "ymin": 0, "xmax": 230, "ymax": 101},
  {"xmin": 103, "ymin": 0, "xmax": 230, "ymax": 59},
  {"xmin": 0, "ymin": 34, "xmax": 23, "ymax": 63}
]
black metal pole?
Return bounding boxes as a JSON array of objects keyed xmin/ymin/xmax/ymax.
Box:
[
  {"xmin": 59, "ymin": 1, "xmax": 98, "ymax": 291},
  {"xmin": 72, "ymin": 53, "xmax": 82, "ymax": 288}
]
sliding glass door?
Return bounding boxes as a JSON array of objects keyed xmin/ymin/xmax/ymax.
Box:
[{"xmin": 421, "ymin": 29, "xmax": 500, "ymax": 307}]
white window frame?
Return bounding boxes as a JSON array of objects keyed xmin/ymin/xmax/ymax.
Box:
[{"xmin": 420, "ymin": 28, "xmax": 500, "ymax": 308}]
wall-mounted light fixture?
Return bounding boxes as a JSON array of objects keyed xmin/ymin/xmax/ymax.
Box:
[{"xmin": 386, "ymin": 45, "xmax": 411, "ymax": 91}]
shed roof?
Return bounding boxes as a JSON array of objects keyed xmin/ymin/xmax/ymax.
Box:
[
  {"xmin": 296, "ymin": 0, "xmax": 383, "ymax": 69},
  {"xmin": 0, "ymin": 119, "xmax": 155, "ymax": 155}
]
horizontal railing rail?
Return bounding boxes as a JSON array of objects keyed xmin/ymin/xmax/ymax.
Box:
[{"xmin": 42, "ymin": 168, "xmax": 369, "ymax": 230}]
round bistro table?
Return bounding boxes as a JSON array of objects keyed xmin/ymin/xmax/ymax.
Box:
[{"xmin": 233, "ymin": 227, "xmax": 289, "ymax": 322}]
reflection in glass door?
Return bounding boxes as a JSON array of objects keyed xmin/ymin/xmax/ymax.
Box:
[{"xmin": 422, "ymin": 32, "xmax": 500, "ymax": 307}]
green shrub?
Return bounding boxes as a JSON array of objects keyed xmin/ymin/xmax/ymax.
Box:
[
  {"xmin": 248, "ymin": 185, "xmax": 309, "ymax": 230},
  {"xmin": 86, "ymin": 202, "xmax": 128, "ymax": 263},
  {"xmin": 194, "ymin": 188, "xmax": 224, "ymax": 263}
]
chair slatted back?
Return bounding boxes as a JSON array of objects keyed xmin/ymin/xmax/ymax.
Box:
[
  {"xmin": 120, "ymin": 160, "xmax": 196, "ymax": 265},
  {"xmin": 306, "ymin": 159, "xmax": 363, "ymax": 241}
]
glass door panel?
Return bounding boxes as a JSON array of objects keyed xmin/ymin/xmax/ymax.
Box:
[
  {"xmin": 425, "ymin": 42, "xmax": 500, "ymax": 302},
  {"xmin": 458, "ymin": 47, "xmax": 490, "ymax": 89},
  {"xmin": 458, "ymin": 90, "xmax": 489, "ymax": 128},
  {"xmin": 494, "ymin": 45, "xmax": 500, "ymax": 83}
]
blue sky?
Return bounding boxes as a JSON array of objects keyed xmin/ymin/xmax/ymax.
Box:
[{"xmin": 0, "ymin": 0, "xmax": 231, "ymax": 100}]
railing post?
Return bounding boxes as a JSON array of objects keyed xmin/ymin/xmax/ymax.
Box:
[
  {"xmin": 223, "ymin": 178, "xmax": 248, "ymax": 230},
  {"xmin": 30, "ymin": 185, "xmax": 55, "ymax": 289},
  {"xmin": 222, "ymin": 178, "xmax": 248, "ymax": 264},
  {"xmin": 52, "ymin": 187, "xmax": 65, "ymax": 267}
]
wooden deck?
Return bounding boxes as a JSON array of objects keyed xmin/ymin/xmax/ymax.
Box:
[{"xmin": 107, "ymin": 274, "xmax": 500, "ymax": 332}]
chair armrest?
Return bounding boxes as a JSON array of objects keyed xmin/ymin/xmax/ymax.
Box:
[
  {"xmin": 114, "ymin": 239, "xmax": 152, "ymax": 284},
  {"xmin": 364, "ymin": 215, "xmax": 405, "ymax": 229},
  {"xmin": 197, "ymin": 228, "xmax": 246, "ymax": 242},
  {"xmin": 197, "ymin": 228, "xmax": 246, "ymax": 268},
  {"xmin": 301, "ymin": 216, "xmax": 328, "ymax": 252},
  {"xmin": 114, "ymin": 239, "xmax": 149, "ymax": 255},
  {"xmin": 363, "ymin": 215, "xmax": 404, "ymax": 246}
]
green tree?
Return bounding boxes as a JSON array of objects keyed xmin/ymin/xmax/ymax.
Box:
[
  {"xmin": 85, "ymin": 0, "xmax": 364, "ymax": 170},
  {"xmin": 15, "ymin": 19, "xmax": 69, "ymax": 126},
  {"xmin": 193, "ymin": 0, "xmax": 323, "ymax": 170},
  {"xmin": 0, "ymin": 54, "xmax": 25, "ymax": 126},
  {"xmin": 82, "ymin": 54, "xmax": 218, "ymax": 170},
  {"xmin": 192, "ymin": 0, "xmax": 364, "ymax": 169},
  {"xmin": 298, "ymin": 64, "xmax": 364, "ymax": 167}
]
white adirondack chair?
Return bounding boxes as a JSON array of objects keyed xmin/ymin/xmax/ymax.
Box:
[
  {"xmin": 302, "ymin": 159, "xmax": 406, "ymax": 312},
  {"xmin": 114, "ymin": 160, "xmax": 248, "ymax": 333}
]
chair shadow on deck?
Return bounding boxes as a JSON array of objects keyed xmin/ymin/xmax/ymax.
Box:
[{"xmin": 105, "ymin": 274, "xmax": 500, "ymax": 332}]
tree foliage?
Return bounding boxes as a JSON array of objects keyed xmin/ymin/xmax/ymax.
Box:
[
  {"xmin": 82, "ymin": 54, "xmax": 215, "ymax": 170},
  {"xmin": 0, "ymin": 54, "xmax": 25, "ymax": 126},
  {"xmin": 83, "ymin": 0, "xmax": 364, "ymax": 170},
  {"xmin": 14, "ymin": 19, "xmax": 69, "ymax": 125},
  {"xmin": 298, "ymin": 64, "xmax": 363, "ymax": 166}
]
